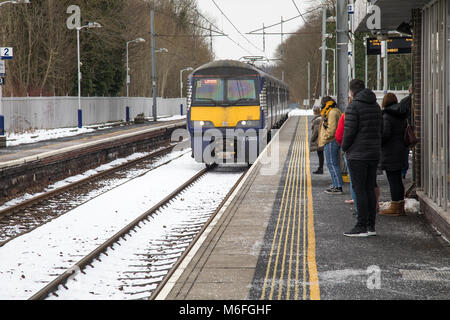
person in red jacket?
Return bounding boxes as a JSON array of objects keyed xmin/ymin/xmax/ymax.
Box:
[
  {"xmin": 336, "ymin": 113, "xmax": 358, "ymax": 215},
  {"xmin": 335, "ymin": 112, "xmax": 345, "ymax": 147}
]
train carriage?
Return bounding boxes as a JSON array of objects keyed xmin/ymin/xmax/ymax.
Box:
[{"xmin": 186, "ymin": 60, "xmax": 289, "ymax": 166}]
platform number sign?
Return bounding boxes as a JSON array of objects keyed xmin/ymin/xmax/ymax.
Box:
[{"xmin": 1, "ymin": 47, "xmax": 13, "ymax": 60}]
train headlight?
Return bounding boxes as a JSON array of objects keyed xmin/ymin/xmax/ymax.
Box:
[
  {"xmin": 237, "ymin": 120, "xmax": 261, "ymax": 128},
  {"xmin": 191, "ymin": 121, "xmax": 215, "ymax": 128}
]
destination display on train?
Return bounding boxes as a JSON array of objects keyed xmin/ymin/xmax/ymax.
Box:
[{"xmin": 366, "ymin": 37, "xmax": 413, "ymax": 55}]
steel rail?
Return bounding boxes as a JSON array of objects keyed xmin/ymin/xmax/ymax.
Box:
[
  {"xmin": 149, "ymin": 166, "xmax": 250, "ymax": 300},
  {"xmin": 29, "ymin": 167, "xmax": 209, "ymax": 300},
  {"xmin": 0, "ymin": 143, "xmax": 176, "ymax": 221}
]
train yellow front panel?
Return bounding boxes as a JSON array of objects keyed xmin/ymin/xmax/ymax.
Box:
[{"xmin": 190, "ymin": 106, "xmax": 260, "ymax": 127}]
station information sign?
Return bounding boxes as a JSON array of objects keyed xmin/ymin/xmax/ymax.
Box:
[{"xmin": 366, "ymin": 37, "xmax": 412, "ymax": 55}]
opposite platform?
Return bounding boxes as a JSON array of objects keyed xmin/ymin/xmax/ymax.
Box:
[
  {"xmin": 156, "ymin": 115, "xmax": 450, "ymax": 300},
  {"xmin": 0, "ymin": 120, "xmax": 185, "ymax": 169},
  {"xmin": 0, "ymin": 119, "xmax": 186, "ymax": 200}
]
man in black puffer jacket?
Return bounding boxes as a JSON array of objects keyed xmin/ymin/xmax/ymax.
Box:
[{"xmin": 342, "ymin": 79, "xmax": 382, "ymax": 237}]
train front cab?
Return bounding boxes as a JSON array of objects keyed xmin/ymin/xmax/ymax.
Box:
[{"xmin": 187, "ymin": 74, "xmax": 266, "ymax": 165}]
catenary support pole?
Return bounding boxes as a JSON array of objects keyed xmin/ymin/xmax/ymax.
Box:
[
  {"xmin": 77, "ymin": 27, "xmax": 82, "ymax": 128},
  {"xmin": 336, "ymin": 0, "xmax": 349, "ymax": 112},
  {"xmin": 308, "ymin": 61, "xmax": 311, "ymax": 107},
  {"xmin": 382, "ymin": 40, "xmax": 388, "ymax": 94},
  {"xmin": 321, "ymin": 6, "xmax": 327, "ymax": 98},
  {"xmin": 151, "ymin": 10, "xmax": 157, "ymax": 122}
]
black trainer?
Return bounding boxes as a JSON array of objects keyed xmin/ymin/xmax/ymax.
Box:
[
  {"xmin": 324, "ymin": 187, "xmax": 343, "ymax": 195},
  {"xmin": 343, "ymin": 225, "xmax": 368, "ymax": 237},
  {"xmin": 313, "ymin": 168, "xmax": 323, "ymax": 174},
  {"xmin": 367, "ymin": 226, "xmax": 377, "ymax": 236}
]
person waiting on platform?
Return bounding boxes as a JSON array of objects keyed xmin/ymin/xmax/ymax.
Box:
[
  {"xmin": 379, "ymin": 92, "xmax": 409, "ymax": 216},
  {"xmin": 342, "ymin": 79, "xmax": 382, "ymax": 237},
  {"xmin": 310, "ymin": 105, "xmax": 324, "ymax": 175},
  {"xmin": 335, "ymin": 110, "xmax": 357, "ymax": 216},
  {"xmin": 318, "ymin": 96, "xmax": 343, "ymax": 194}
]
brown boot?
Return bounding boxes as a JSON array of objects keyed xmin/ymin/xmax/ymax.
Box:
[{"xmin": 379, "ymin": 200, "xmax": 405, "ymax": 216}]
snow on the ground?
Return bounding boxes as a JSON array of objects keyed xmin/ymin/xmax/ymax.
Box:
[
  {"xmin": 379, "ymin": 198, "xmax": 421, "ymax": 214},
  {"xmin": 5, "ymin": 115, "xmax": 186, "ymax": 147},
  {"xmin": 158, "ymin": 115, "xmax": 186, "ymax": 122},
  {"xmin": 49, "ymin": 169, "xmax": 242, "ymax": 300},
  {"xmin": 289, "ymin": 109, "xmax": 314, "ymax": 117},
  {"xmin": 6, "ymin": 127, "xmax": 101, "ymax": 147},
  {"xmin": 0, "ymin": 150, "xmax": 173, "ymax": 211},
  {"xmin": 0, "ymin": 153, "xmax": 204, "ymax": 300}
]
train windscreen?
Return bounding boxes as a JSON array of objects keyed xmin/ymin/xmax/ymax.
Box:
[
  {"xmin": 194, "ymin": 79, "xmax": 224, "ymax": 102},
  {"xmin": 193, "ymin": 78, "xmax": 258, "ymax": 105},
  {"xmin": 227, "ymin": 79, "xmax": 257, "ymax": 102}
]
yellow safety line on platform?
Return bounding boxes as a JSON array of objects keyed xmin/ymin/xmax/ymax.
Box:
[
  {"xmin": 302, "ymin": 139, "xmax": 308, "ymax": 300},
  {"xmin": 276, "ymin": 129, "xmax": 301, "ymax": 300},
  {"xmin": 286, "ymin": 138, "xmax": 302, "ymax": 300},
  {"xmin": 267, "ymin": 128, "xmax": 300, "ymax": 300},
  {"xmin": 260, "ymin": 121, "xmax": 299, "ymax": 300},
  {"xmin": 305, "ymin": 117, "xmax": 320, "ymax": 300},
  {"xmin": 259, "ymin": 117, "xmax": 320, "ymax": 300},
  {"xmin": 294, "ymin": 139, "xmax": 305, "ymax": 300}
]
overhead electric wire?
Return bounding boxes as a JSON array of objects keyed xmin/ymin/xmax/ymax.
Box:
[
  {"xmin": 291, "ymin": 0, "xmax": 308, "ymax": 25},
  {"xmin": 194, "ymin": 7, "xmax": 255, "ymax": 57},
  {"xmin": 247, "ymin": 6, "xmax": 322, "ymax": 34},
  {"xmin": 210, "ymin": 0, "xmax": 265, "ymax": 55}
]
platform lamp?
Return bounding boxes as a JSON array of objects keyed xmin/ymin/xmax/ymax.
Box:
[
  {"xmin": 126, "ymin": 37, "xmax": 146, "ymax": 122},
  {"xmin": 180, "ymin": 67, "xmax": 193, "ymax": 116},
  {"xmin": 0, "ymin": 0, "xmax": 31, "ymax": 145},
  {"xmin": 76, "ymin": 21, "xmax": 102, "ymax": 129}
]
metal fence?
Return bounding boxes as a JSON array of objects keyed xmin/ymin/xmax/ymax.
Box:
[{"xmin": 1, "ymin": 97, "xmax": 186, "ymax": 132}]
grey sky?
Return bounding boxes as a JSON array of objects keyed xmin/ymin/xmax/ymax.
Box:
[{"xmin": 196, "ymin": 0, "xmax": 314, "ymax": 63}]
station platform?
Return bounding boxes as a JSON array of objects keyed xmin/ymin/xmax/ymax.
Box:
[
  {"xmin": 155, "ymin": 115, "xmax": 450, "ymax": 300},
  {"xmin": 0, "ymin": 119, "xmax": 186, "ymax": 200},
  {"xmin": 0, "ymin": 119, "xmax": 185, "ymax": 169}
]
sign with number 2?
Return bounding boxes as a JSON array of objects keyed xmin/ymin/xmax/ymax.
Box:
[{"xmin": 0, "ymin": 47, "xmax": 13, "ymax": 60}]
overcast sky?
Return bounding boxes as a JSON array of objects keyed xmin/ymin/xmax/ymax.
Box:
[{"xmin": 196, "ymin": 0, "xmax": 315, "ymax": 63}]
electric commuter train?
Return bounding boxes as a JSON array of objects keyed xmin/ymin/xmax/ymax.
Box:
[{"xmin": 186, "ymin": 60, "xmax": 289, "ymax": 166}]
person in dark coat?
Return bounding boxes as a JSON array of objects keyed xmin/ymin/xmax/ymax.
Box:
[
  {"xmin": 342, "ymin": 79, "xmax": 382, "ymax": 237},
  {"xmin": 310, "ymin": 105, "xmax": 324, "ymax": 174},
  {"xmin": 379, "ymin": 93, "xmax": 409, "ymax": 216}
]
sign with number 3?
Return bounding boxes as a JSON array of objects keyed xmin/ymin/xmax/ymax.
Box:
[{"xmin": 0, "ymin": 47, "xmax": 13, "ymax": 60}]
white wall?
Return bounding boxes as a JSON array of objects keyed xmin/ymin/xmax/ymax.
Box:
[{"xmin": 1, "ymin": 97, "xmax": 186, "ymax": 132}]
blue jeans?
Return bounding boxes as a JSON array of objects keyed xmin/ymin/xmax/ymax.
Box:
[
  {"xmin": 344, "ymin": 154, "xmax": 358, "ymax": 214},
  {"xmin": 324, "ymin": 140, "xmax": 343, "ymax": 188}
]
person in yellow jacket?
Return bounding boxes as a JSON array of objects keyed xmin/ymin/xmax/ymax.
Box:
[{"xmin": 318, "ymin": 97, "xmax": 344, "ymax": 194}]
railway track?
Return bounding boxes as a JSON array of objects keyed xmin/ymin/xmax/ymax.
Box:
[
  {"xmin": 29, "ymin": 165, "xmax": 247, "ymax": 300},
  {"xmin": 0, "ymin": 143, "xmax": 186, "ymax": 246}
]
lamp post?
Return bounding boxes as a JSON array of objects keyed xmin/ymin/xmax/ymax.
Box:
[
  {"xmin": 319, "ymin": 46, "xmax": 336, "ymax": 97},
  {"xmin": 126, "ymin": 37, "xmax": 145, "ymax": 122},
  {"xmin": 126, "ymin": 38, "xmax": 145, "ymax": 98},
  {"xmin": 0, "ymin": 0, "xmax": 30, "ymax": 141},
  {"xmin": 180, "ymin": 67, "xmax": 193, "ymax": 99},
  {"xmin": 76, "ymin": 21, "xmax": 102, "ymax": 128}
]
